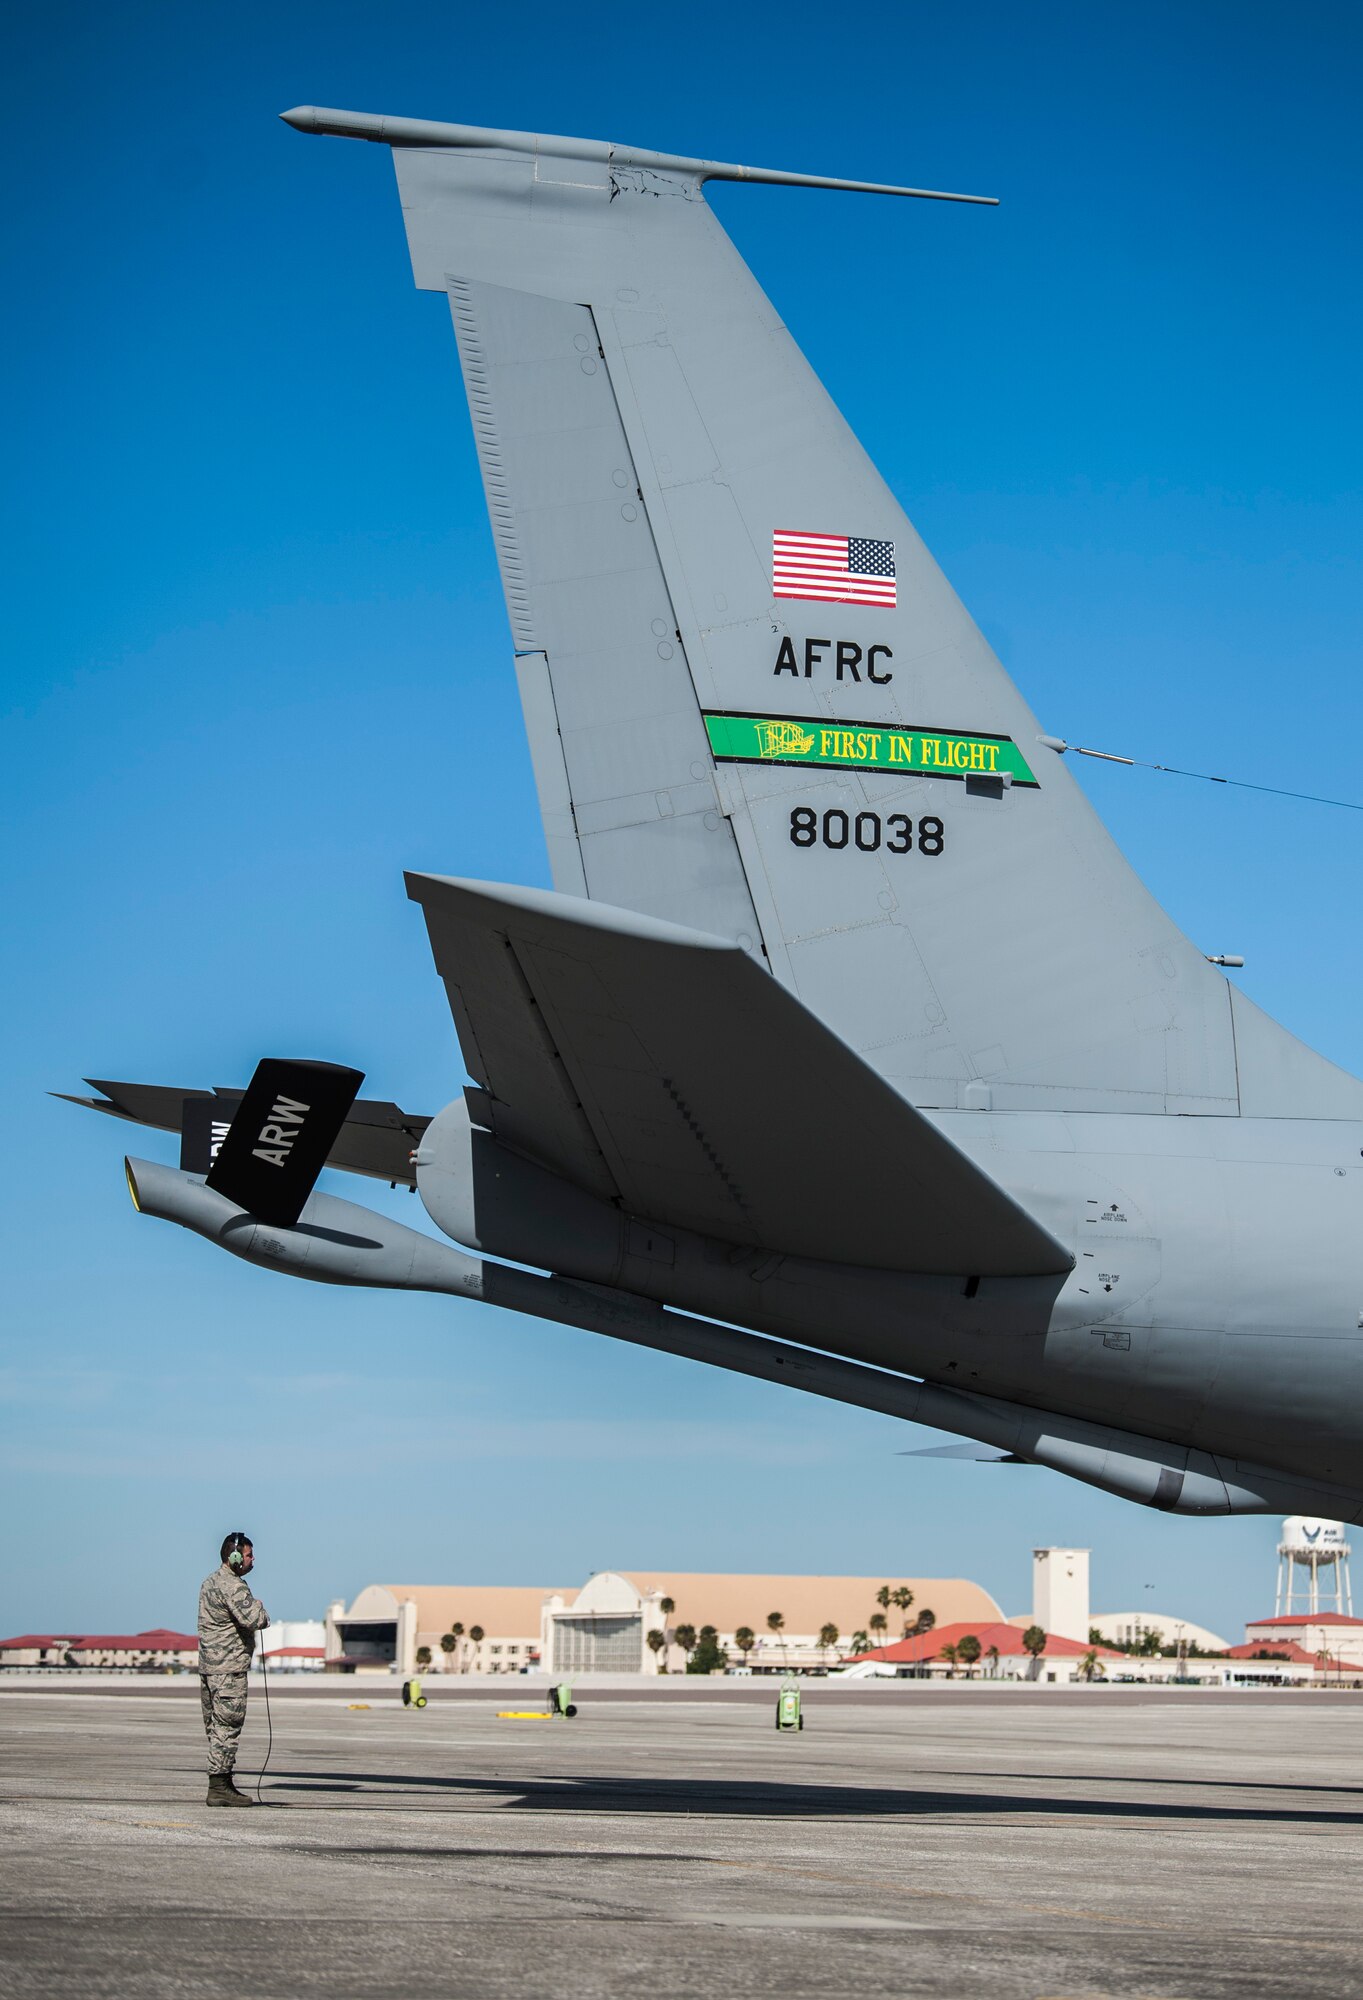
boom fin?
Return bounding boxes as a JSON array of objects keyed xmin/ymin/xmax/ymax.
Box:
[
  {"xmin": 56, "ymin": 1080, "xmax": 429, "ymax": 1185},
  {"xmin": 291, "ymin": 110, "xmax": 1363, "ymax": 1122}
]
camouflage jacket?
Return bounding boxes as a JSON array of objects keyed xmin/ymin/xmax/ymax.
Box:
[{"xmin": 197, "ymin": 1564, "xmax": 269, "ymax": 1674}]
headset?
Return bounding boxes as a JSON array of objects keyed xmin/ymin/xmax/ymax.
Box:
[{"xmin": 222, "ymin": 1531, "xmax": 251, "ymax": 1571}]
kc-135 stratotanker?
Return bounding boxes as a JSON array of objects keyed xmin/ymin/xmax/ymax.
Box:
[{"xmin": 68, "ymin": 107, "xmax": 1363, "ymax": 1520}]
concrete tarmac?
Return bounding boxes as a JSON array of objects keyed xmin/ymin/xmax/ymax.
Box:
[{"xmin": 3, "ymin": 1682, "xmax": 1362, "ymax": 1998}]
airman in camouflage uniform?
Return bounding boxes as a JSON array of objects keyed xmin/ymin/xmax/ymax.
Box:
[{"xmin": 198, "ymin": 1531, "xmax": 269, "ymax": 1806}]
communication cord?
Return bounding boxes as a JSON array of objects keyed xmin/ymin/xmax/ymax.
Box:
[
  {"xmin": 1062, "ymin": 740, "xmax": 1363, "ymax": 814},
  {"xmin": 255, "ymin": 1637, "xmax": 273, "ymax": 1805}
]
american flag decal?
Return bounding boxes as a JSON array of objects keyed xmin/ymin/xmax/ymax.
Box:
[{"xmin": 772, "ymin": 530, "xmax": 896, "ymax": 608}]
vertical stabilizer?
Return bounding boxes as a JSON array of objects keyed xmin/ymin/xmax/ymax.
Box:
[{"xmin": 287, "ymin": 110, "xmax": 1363, "ymax": 1121}]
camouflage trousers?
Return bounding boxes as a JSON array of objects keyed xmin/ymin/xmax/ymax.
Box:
[{"xmin": 199, "ymin": 1672, "xmax": 249, "ymax": 1774}]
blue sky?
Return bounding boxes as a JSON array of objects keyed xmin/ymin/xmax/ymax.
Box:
[{"xmin": 3, "ymin": 1, "xmax": 1361, "ymax": 1640}]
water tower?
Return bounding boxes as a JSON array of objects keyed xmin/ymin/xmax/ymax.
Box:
[{"xmin": 1275, "ymin": 1518, "xmax": 1353, "ymax": 1617}]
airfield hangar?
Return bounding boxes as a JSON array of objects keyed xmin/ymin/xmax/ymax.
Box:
[{"xmin": 324, "ymin": 1572, "xmax": 1004, "ymax": 1678}]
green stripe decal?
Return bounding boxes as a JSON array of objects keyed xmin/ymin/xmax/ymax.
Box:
[{"xmin": 702, "ymin": 713, "xmax": 1037, "ymax": 785}]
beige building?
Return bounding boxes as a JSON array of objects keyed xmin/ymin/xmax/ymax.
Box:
[
  {"xmin": 325, "ymin": 1572, "xmax": 1003, "ymax": 1677},
  {"xmin": 326, "ymin": 1584, "xmax": 553, "ymax": 1675},
  {"xmin": 1093, "ymin": 1611, "xmax": 1231, "ymax": 1653},
  {"xmin": 1242, "ymin": 1612, "xmax": 1363, "ymax": 1667},
  {"xmin": 542, "ymin": 1573, "xmax": 663, "ymax": 1675}
]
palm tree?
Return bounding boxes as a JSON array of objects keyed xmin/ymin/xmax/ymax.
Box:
[
  {"xmin": 956, "ymin": 1633, "xmax": 982, "ymax": 1678},
  {"xmin": 868, "ymin": 1612, "xmax": 888, "ymax": 1648},
  {"xmin": 1021, "ymin": 1624, "xmax": 1047, "ymax": 1680},
  {"xmin": 850, "ymin": 1628, "xmax": 871, "ymax": 1655},
  {"xmin": 766, "ymin": 1611, "xmax": 785, "ymax": 1670},
  {"xmin": 646, "ymin": 1629, "xmax": 667, "ymax": 1671},
  {"xmin": 658, "ymin": 1597, "xmax": 676, "ymax": 1670},
  {"xmin": 875, "ymin": 1585, "xmax": 893, "ymax": 1615},
  {"xmin": 415, "ymin": 1645, "xmax": 432, "ymax": 1670},
  {"xmin": 1078, "ymin": 1649, "xmax": 1103, "ymax": 1683},
  {"xmin": 985, "ymin": 1644, "xmax": 1000, "ymax": 1680},
  {"xmin": 818, "ymin": 1623, "xmax": 839, "ymax": 1667},
  {"xmin": 891, "ymin": 1586, "xmax": 915, "ymax": 1634},
  {"xmin": 692, "ymin": 1624, "xmax": 725, "ymax": 1674},
  {"xmin": 674, "ymin": 1622, "xmax": 697, "ymax": 1669},
  {"xmin": 468, "ymin": 1624, "xmax": 485, "ymax": 1672},
  {"xmin": 939, "ymin": 1642, "xmax": 960, "ymax": 1678},
  {"xmin": 450, "ymin": 1621, "xmax": 466, "ymax": 1671},
  {"xmin": 913, "ymin": 1609, "xmax": 936, "ymax": 1636},
  {"xmin": 734, "ymin": 1625, "xmax": 755, "ymax": 1669},
  {"xmin": 439, "ymin": 1632, "xmax": 458, "ymax": 1673}
]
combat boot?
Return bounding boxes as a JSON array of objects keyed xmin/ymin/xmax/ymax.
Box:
[{"xmin": 205, "ymin": 1772, "xmax": 254, "ymax": 1807}]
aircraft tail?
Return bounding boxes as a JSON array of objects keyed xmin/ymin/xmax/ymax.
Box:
[{"xmin": 287, "ymin": 108, "xmax": 1363, "ymax": 1121}]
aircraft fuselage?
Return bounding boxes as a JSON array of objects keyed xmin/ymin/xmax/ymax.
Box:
[{"xmin": 461, "ymin": 1110, "xmax": 1363, "ymax": 1489}]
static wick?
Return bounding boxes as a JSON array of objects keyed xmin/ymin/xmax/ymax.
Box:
[{"xmin": 1039, "ymin": 736, "xmax": 1363, "ymax": 814}]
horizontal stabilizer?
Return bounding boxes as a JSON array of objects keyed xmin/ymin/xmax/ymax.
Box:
[
  {"xmin": 280, "ymin": 106, "xmax": 998, "ymax": 203},
  {"xmin": 405, "ymin": 872, "xmax": 1071, "ymax": 1277},
  {"xmin": 57, "ymin": 1080, "xmax": 429, "ymax": 1186}
]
